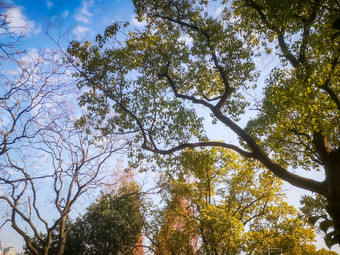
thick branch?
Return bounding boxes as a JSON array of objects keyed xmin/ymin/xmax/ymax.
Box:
[
  {"xmin": 320, "ymin": 82, "xmax": 340, "ymax": 111},
  {"xmin": 143, "ymin": 141, "xmax": 254, "ymax": 158},
  {"xmin": 312, "ymin": 131, "xmax": 331, "ymax": 165},
  {"xmin": 320, "ymin": 48, "xmax": 340, "ymax": 111},
  {"xmin": 277, "ymin": 31, "xmax": 299, "ymax": 68},
  {"xmin": 155, "ymin": 13, "xmax": 233, "ymax": 107},
  {"xmin": 297, "ymin": 2, "xmax": 319, "ymax": 63},
  {"xmin": 157, "ymin": 65, "xmax": 326, "ymax": 195},
  {"xmin": 245, "ymin": 0, "xmax": 300, "ymax": 68},
  {"xmin": 209, "ymin": 107, "xmax": 326, "ymax": 196},
  {"xmin": 160, "ymin": 73, "xmax": 214, "ymax": 108}
]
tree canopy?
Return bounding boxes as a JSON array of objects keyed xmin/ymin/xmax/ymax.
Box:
[
  {"xmin": 23, "ymin": 182, "xmax": 144, "ymax": 255},
  {"xmin": 80, "ymin": 183, "xmax": 144, "ymax": 255},
  {"xmin": 151, "ymin": 149, "xmax": 337, "ymax": 255},
  {"xmin": 67, "ymin": 0, "xmax": 340, "ymax": 247}
]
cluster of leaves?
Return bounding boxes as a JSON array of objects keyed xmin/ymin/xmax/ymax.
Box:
[
  {"xmin": 301, "ymin": 194, "xmax": 340, "ymax": 248},
  {"xmin": 24, "ymin": 182, "xmax": 144, "ymax": 255},
  {"xmin": 149, "ymin": 148, "xmax": 337, "ymax": 255},
  {"xmin": 80, "ymin": 183, "xmax": 144, "ymax": 255}
]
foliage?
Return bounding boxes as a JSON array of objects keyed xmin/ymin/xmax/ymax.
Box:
[
  {"xmin": 151, "ymin": 148, "xmax": 336, "ymax": 255},
  {"xmin": 23, "ymin": 182, "xmax": 144, "ymax": 255},
  {"xmin": 67, "ymin": 0, "xmax": 340, "ymax": 247},
  {"xmin": 22, "ymin": 218, "xmax": 78, "ymax": 255},
  {"xmin": 152, "ymin": 197, "xmax": 198, "ymax": 255},
  {"xmin": 300, "ymin": 194, "xmax": 340, "ymax": 248},
  {"xmin": 80, "ymin": 183, "xmax": 144, "ymax": 255}
]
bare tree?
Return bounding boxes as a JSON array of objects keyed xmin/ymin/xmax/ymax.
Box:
[
  {"xmin": 1, "ymin": 5, "xmax": 128, "ymax": 252},
  {"xmin": 0, "ymin": 58, "xmax": 126, "ymax": 254},
  {"xmin": 0, "ymin": 48, "xmax": 71, "ymax": 157},
  {"xmin": 0, "ymin": 0, "xmax": 24, "ymax": 61}
]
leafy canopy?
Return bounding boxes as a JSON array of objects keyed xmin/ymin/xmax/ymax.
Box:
[
  {"xmin": 67, "ymin": 0, "xmax": 340, "ymax": 247},
  {"xmin": 154, "ymin": 148, "xmax": 336, "ymax": 254}
]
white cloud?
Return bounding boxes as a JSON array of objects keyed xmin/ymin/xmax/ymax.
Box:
[
  {"xmin": 72, "ymin": 25, "xmax": 92, "ymax": 40},
  {"xmin": 130, "ymin": 15, "xmax": 147, "ymax": 27},
  {"xmin": 178, "ymin": 34, "xmax": 193, "ymax": 46},
  {"xmin": 5, "ymin": 6, "xmax": 40, "ymax": 35},
  {"xmin": 75, "ymin": 0, "xmax": 94, "ymax": 24},
  {"xmin": 45, "ymin": 0, "xmax": 53, "ymax": 10},
  {"xmin": 61, "ymin": 10, "xmax": 69, "ymax": 18}
]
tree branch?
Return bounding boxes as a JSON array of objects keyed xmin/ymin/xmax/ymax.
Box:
[
  {"xmin": 143, "ymin": 141, "xmax": 254, "ymax": 158},
  {"xmin": 244, "ymin": 0, "xmax": 300, "ymax": 68},
  {"xmin": 319, "ymin": 48, "xmax": 340, "ymax": 111}
]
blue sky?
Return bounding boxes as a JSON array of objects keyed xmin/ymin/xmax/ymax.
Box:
[{"xmin": 4, "ymin": 0, "xmax": 144, "ymax": 50}]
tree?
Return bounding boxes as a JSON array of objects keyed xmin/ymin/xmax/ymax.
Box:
[
  {"xmin": 22, "ymin": 217, "xmax": 77, "ymax": 255},
  {"xmin": 152, "ymin": 197, "xmax": 198, "ymax": 255},
  {"xmin": 0, "ymin": 0, "xmax": 24, "ymax": 62},
  {"xmin": 1, "ymin": 94, "xmax": 122, "ymax": 255},
  {"xmin": 67, "ymin": 0, "xmax": 340, "ymax": 247},
  {"xmin": 1, "ymin": 1, "xmax": 48, "ymax": 161},
  {"xmin": 82, "ymin": 183, "xmax": 144, "ymax": 255},
  {"xmin": 0, "ymin": 45, "xmax": 126, "ymax": 254},
  {"xmin": 152, "ymin": 148, "xmax": 336, "ymax": 255},
  {"xmin": 24, "ymin": 181, "xmax": 145, "ymax": 255}
]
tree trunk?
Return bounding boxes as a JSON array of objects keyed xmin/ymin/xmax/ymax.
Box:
[
  {"xmin": 57, "ymin": 218, "xmax": 67, "ymax": 255},
  {"xmin": 42, "ymin": 245, "xmax": 49, "ymax": 255},
  {"xmin": 325, "ymin": 151, "xmax": 340, "ymax": 245}
]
